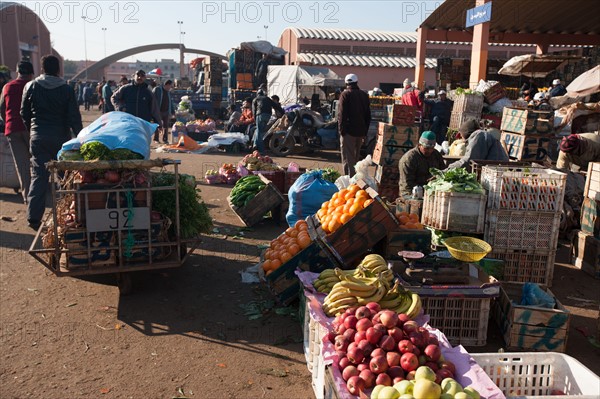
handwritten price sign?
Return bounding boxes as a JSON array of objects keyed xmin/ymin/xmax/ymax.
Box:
[{"xmin": 501, "ymin": 132, "xmax": 551, "ymax": 161}]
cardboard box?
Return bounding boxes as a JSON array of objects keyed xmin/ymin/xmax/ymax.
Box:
[
  {"xmin": 500, "ymin": 132, "xmax": 552, "ymax": 161},
  {"xmin": 372, "ymin": 142, "xmax": 412, "ymax": 166},
  {"xmin": 571, "ymin": 229, "xmax": 600, "ymax": 279},
  {"xmin": 584, "ymin": 162, "xmax": 600, "ymax": 201},
  {"xmin": 385, "ymin": 104, "xmax": 416, "ymax": 125},
  {"xmin": 377, "ymin": 123, "xmax": 419, "ymax": 148},
  {"xmin": 501, "ymin": 107, "xmax": 554, "ymax": 135},
  {"xmin": 581, "ymin": 197, "xmax": 600, "ymax": 239},
  {"xmin": 375, "ymin": 165, "xmax": 400, "ymax": 185}
]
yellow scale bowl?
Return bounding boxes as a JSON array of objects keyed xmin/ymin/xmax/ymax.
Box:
[{"xmin": 442, "ymin": 236, "xmax": 492, "ymax": 262}]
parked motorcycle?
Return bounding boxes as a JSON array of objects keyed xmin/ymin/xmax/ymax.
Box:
[{"xmin": 268, "ymin": 109, "xmax": 338, "ymax": 157}]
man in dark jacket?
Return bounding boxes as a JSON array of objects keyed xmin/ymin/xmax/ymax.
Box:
[
  {"xmin": 419, "ymin": 90, "xmax": 453, "ymax": 144},
  {"xmin": 398, "ymin": 131, "xmax": 445, "ymax": 197},
  {"xmin": 0, "ymin": 60, "xmax": 34, "ymax": 203},
  {"xmin": 549, "ymin": 79, "xmax": 567, "ymax": 98},
  {"xmin": 111, "ymin": 70, "xmax": 162, "ymax": 127},
  {"xmin": 252, "ymin": 89, "xmax": 275, "ymax": 154},
  {"xmin": 21, "ymin": 55, "xmax": 83, "ymax": 230},
  {"xmin": 152, "ymin": 79, "xmax": 174, "ymax": 143},
  {"xmin": 337, "ymin": 73, "xmax": 371, "ymax": 176},
  {"xmin": 82, "ymin": 83, "xmax": 93, "ymax": 111}
]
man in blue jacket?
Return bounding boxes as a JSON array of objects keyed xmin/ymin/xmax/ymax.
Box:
[{"xmin": 111, "ymin": 70, "xmax": 162, "ymax": 128}]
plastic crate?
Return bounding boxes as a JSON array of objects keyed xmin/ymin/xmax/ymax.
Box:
[
  {"xmin": 488, "ymin": 248, "xmax": 556, "ymax": 287},
  {"xmin": 481, "ymin": 166, "xmax": 567, "ymax": 212},
  {"xmin": 421, "ymin": 296, "xmax": 491, "ymax": 346},
  {"xmin": 485, "ymin": 210, "xmax": 560, "ymax": 251},
  {"xmin": 470, "ymin": 352, "xmax": 600, "ymax": 398},
  {"xmin": 422, "ymin": 191, "xmax": 486, "ymax": 233},
  {"xmin": 453, "ymin": 93, "xmax": 485, "ymax": 114}
]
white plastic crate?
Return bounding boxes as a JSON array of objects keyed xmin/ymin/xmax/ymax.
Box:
[
  {"xmin": 422, "ymin": 191, "xmax": 486, "ymax": 233},
  {"xmin": 485, "ymin": 210, "xmax": 561, "ymax": 251},
  {"xmin": 488, "ymin": 248, "xmax": 555, "ymax": 287},
  {"xmin": 471, "ymin": 352, "xmax": 600, "ymax": 398},
  {"xmin": 481, "ymin": 166, "xmax": 566, "ymax": 212}
]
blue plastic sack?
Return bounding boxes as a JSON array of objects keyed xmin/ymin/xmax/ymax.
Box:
[
  {"xmin": 520, "ymin": 282, "xmax": 556, "ymax": 309},
  {"xmin": 58, "ymin": 111, "xmax": 158, "ymax": 160},
  {"xmin": 286, "ymin": 170, "xmax": 338, "ymax": 227}
]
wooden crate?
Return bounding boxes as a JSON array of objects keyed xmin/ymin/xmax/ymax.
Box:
[
  {"xmin": 452, "ymin": 93, "xmax": 485, "ymax": 114},
  {"xmin": 252, "ymin": 169, "xmax": 285, "ymax": 193},
  {"xmin": 501, "ymin": 107, "xmax": 554, "ymax": 135},
  {"xmin": 309, "ymin": 181, "xmax": 399, "ymax": 268},
  {"xmin": 377, "ymin": 123, "xmax": 419, "ymax": 148},
  {"xmin": 375, "ymin": 165, "xmax": 400, "ymax": 185},
  {"xmin": 581, "ymin": 197, "xmax": 600, "ymax": 239},
  {"xmin": 449, "ymin": 111, "xmax": 480, "ymax": 130},
  {"xmin": 500, "ymin": 132, "xmax": 553, "ymax": 162},
  {"xmin": 372, "ymin": 142, "xmax": 412, "ymax": 166},
  {"xmin": 584, "ymin": 162, "xmax": 600, "ymax": 201},
  {"xmin": 493, "ymin": 282, "xmax": 570, "ymax": 352},
  {"xmin": 228, "ymin": 175, "xmax": 285, "ymax": 227},
  {"xmin": 385, "ymin": 104, "xmax": 416, "ymax": 125},
  {"xmin": 571, "ymin": 229, "xmax": 600, "ymax": 279},
  {"xmin": 385, "ymin": 228, "xmax": 431, "ymax": 259}
]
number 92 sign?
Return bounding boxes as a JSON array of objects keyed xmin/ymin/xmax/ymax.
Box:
[{"xmin": 86, "ymin": 207, "xmax": 150, "ymax": 233}]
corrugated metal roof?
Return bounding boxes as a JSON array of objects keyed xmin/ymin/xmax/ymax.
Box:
[{"xmin": 297, "ymin": 53, "xmax": 438, "ymax": 69}]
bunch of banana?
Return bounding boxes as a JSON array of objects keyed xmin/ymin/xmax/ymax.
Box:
[
  {"xmin": 322, "ymin": 269, "xmax": 389, "ymax": 316},
  {"xmin": 357, "ymin": 254, "xmax": 394, "ymax": 284},
  {"xmin": 313, "ymin": 268, "xmax": 360, "ymax": 293},
  {"xmin": 377, "ymin": 281, "xmax": 422, "ymax": 318}
]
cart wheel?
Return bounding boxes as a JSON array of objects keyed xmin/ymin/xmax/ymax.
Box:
[{"xmin": 117, "ymin": 273, "xmax": 133, "ymax": 295}]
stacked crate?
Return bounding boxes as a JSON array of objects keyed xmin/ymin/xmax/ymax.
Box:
[
  {"xmin": 372, "ymin": 119, "xmax": 418, "ymax": 202},
  {"xmin": 482, "ymin": 166, "xmax": 567, "ymax": 286},
  {"xmin": 449, "ymin": 93, "xmax": 484, "ymax": 130},
  {"xmin": 204, "ymin": 57, "xmax": 223, "ymax": 113},
  {"xmin": 499, "ymin": 107, "xmax": 555, "ymax": 162},
  {"xmin": 571, "ymin": 162, "xmax": 600, "ymax": 279}
]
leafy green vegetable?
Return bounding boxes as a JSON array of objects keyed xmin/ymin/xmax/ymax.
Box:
[
  {"xmin": 79, "ymin": 141, "xmax": 143, "ymax": 161},
  {"xmin": 308, "ymin": 167, "xmax": 341, "ymax": 183},
  {"xmin": 110, "ymin": 148, "xmax": 144, "ymax": 160},
  {"xmin": 58, "ymin": 150, "xmax": 84, "ymax": 161},
  {"xmin": 152, "ymin": 173, "xmax": 212, "ymax": 239},
  {"xmin": 425, "ymin": 168, "xmax": 484, "ymax": 194}
]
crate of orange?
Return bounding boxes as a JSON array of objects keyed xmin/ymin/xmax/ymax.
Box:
[
  {"xmin": 383, "ymin": 211, "xmax": 432, "ymax": 258},
  {"xmin": 260, "ymin": 219, "xmax": 342, "ymax": 306},
  {"xmin": 309, "ymin": 180, "xmax": 399, "ymax": 268}
]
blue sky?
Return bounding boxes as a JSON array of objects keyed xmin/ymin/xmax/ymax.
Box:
[{"xmin": 20, "ymin": 1, "xmax": 444, "ymax": 62}]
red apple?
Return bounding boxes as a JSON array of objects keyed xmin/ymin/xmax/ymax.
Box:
[
  {"xmin": 405, "ymin": 370, "xmax": 416, "ymax": 380},
  {"xmin": 355, "ymin": 306, "xmax": 371, "ymax": 320},
  {"xmin": 398, "ymin": 313, "xmax": 410, "ymax": 325},
  {"xmin": 388, "ymin": 327, "xmax": 404, "ymax": 343},
  {"xmin": 357, "ymin": 363, "xmax": 369, "ymax": 372},
  {"xmin": 387, "ymin": 366, "xmax": 405, "ymax": 380},
  {"xmin": 356, "ymin": 318, "xmax": 373, "ymax": 332},
  {"xmin": 344, "ymin": 315, "xmax": 358, "ymax": 330},
  {"xmin": 366, "ymin": 326, "xmax": 383, "ymax": 345},
  {"xmin": 400, "ymin": 352, "xmax": 419, "ymax": 372},
  {"xmin": 342, "ymin": 365, "xmax": 359, "ymax": 381},
  {"xmin": 412, "ymin": 346, "xmax": 421, "ymax": 356},
  {"xmin": 326, "ymin": 332, "xmax": 336, "ymax": 343},
  {"xmin": 343, "ymin": 328, "xmax": 356, "ymax": 343},
  {"xmin": 366, "ymin": 302, "xmax": 381, "ymax": 314},
  {"xmin": 372, "ymin": 312, "xmax": 381, "ymax": 324},
  {"xmin": 369, "ymin": 356, "xmax": 389, "ymax": 374},
  {"xmin": 347, "ymin": 346, "xmax": 365, "ymax": 365},
  {"xmin": 345, "ymin": 307, "xmax": 358, "ymax": 315},
  {"xmin": 354, "ymin": 331, "xmax": 366, "ymax": 344},
  {"xmin": 346, "ymin": 375, "xmax": 365, "ymax": 395},
  {"xmin": 375, "ymin": 373, "xmax": 392, "ymax": 386},
  {"xmin": 397, "ymin": 340, "xmax": 414, "ymax": 354},
  {"xmin": 338, "ymin": 356, "xmax": 351, "ymax": 370},
  {"xmin": 424, "ymin": 344, "xmax": 441, "ymax": 362},
  {"xmin": 380, "ymin": 310, "xmax": 398, "ymax": 329},
  {"xmin": 393, "ymin": 377, "xmax": 405, "ymax": 384},
  {"xmin": 435, "ymin": 368, "xmax": 454, "ymax": 384},
  {"xmin": 336, "ymin": 324, "xmax": 347, "ymax": 335},
  {"xmin": 425, "ymin": 361, "xmax": 439, "ymax": 372},
  {"xmin": 370, "ymin": 348, "xmax": 386, "ymax": 359},
  {"xmin": 402, "ymin": 320, "xmax": 419, "ymax": 334},
  {"xmin": 418, "ymin": 327, "xmax": 430, "ymax": 341},
  {"xmin": 334, "ymin": 336, "xmax": 349, "ymax": 353},
  {"xmin": 357, "ymin": 340, "xmax": 374, "ymax": 357},
  {"xmin": 439, "ymin": 360, "xmax": 456, "ymax": 375},
  {"xmin": 386, "ymin": 351, "xmax": 401, "ymax": 367},
  {"xmin": 409, "ymin": 331, "xmax": 425, "ymax": 349},
  {"xmin": 379, "ymin": 335, "xmax": 396, "ymax": 352},
  {"xmin": 359, "ymin": 369, "xmax": 376, "ymax": 389},
  {"xmin": 428, "ymin": 336, "xmax": 440, "ymax": 346}
]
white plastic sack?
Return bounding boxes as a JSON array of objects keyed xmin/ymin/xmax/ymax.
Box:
[
  {"xmin": 449, "ymin": 139, "xmax": 467, "ymax": 156},
  {"xmin": 487, "ymin": 97, "xmax": 513, "ymax": 114},
  {"xmin": 350, "ymin": 155, "xmax": 378, "ymax": 188},
  {"xmin": 335, "ymin": 175, "xmax": 351, "ymax": 190}
]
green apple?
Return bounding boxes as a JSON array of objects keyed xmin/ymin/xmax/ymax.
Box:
[
  {"xmin": 439, "ymin": 394, "xmax": 453, "ymax": 399},
  {"xmin": 444, "ymin": 381, "xmax": 464, "ymax": 396},
  {"xmin": 399, "ymin": 395, "xmax": 415, "ymax": 399},
  {"xmin": 371, "ymin": 385, "xmax": 385, "ymax": 399},
  {"xmin": 414, "ymin": 366, "xmax": 436, "ymax": 381},
  {"xmin": 454, "ymin": 392, "xmax": 471, "ymax": 399},
  {"xmin": 463, "ymin": 387, "xmax": 480, "ymax": 399},
  {"xmin": 393, "ymin": 380, "xmax": 414, "ymax": 395},
  {"xmin": 440, "ymin": 378, "xmax": 457, "ymax": 391},
  {"xmin": 413, "ymin": 379, "xmax": 442, "ymax": 399},
  {"xmin": 378, "ymin": 386, "xmax": 400, "ymax": 399}
]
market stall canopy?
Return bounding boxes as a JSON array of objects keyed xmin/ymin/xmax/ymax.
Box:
[
  {"xmin": 239, "ymin": 40, "xmax": 287, "ymax": 58},
  {"xmin": 567, "ymin": 65, "xmax": 600, "ymax": 97},
  {"xmin": 267, "ymin": 65, "xmax": 345, "ymax": 105},
  {"xmin": 498, "ymin": 55, "xmax": 581, "ymax": 78}
]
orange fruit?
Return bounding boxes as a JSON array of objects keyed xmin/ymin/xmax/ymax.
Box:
[
  {"xmin": 409, "ymin": 213, "xmax": 419, "ymax": 222},
  {"xmin": 280, "ymin": 251, "xmax": 292, "ymax": 264},
  {"xmin": 298, "ymin": 234, "xmax": 311, "ymax": 249},
  {"xmin": 328, "ymin": 219, "xmax": 341, "ymax": 233},
  {"xmin": 289, "ymin": 244, "xmax": 300, "ymax": 256},
  {"xmin": 331, "ymin": 192, "xmax": 339, "ymax": 201},
  {"xmin": 295, "ymin": 220, "xmax": 308, "ymax": 229},
  {"xmin": 399, "ymin": 215, "xmax": 410, "ymax": 225},
  {"xmin": 344, "ymin": 190, "xmax": 355, "ymax": 201},
  {"xmin": 354, "ymin": 197, "xmax": 366, "ymax": 208},
  {"xmin": 316, "ymin": 209, "xmax": 325, "ymax": 221},
  {"xmin": 404, "ymin": 222, "xmax": 416, "ymax": 229},
  {"xmin": 414, "ymin": 223, "xmax": 424, "ymax": 229},
  {"xmin": 266, "ymin": 270, "xmax": 273, "ymax": 276},
  {"xmin": 355, "ymin": 190, "xmax": 369, "ymax": 200},
  {"xmin": 264, "ymin": 249, "xmax": 272, "ymax": 260},
  {"xmin": 288, "ymin": 229, "xmax": 299, "ymax": 238},
  {"xmin": 285, "ymin": 227, "xmax": 295, "ymax": 236},
  {"xmin": 338, "ymin": 189, "xmax": 349, "ymax": 200},
  {"xmin": 363, "ymin": 199, "xmax": 374, "ymax": 208},
  {"xmin": 321, "ymin": 201, "xmax": 330, "ymax": 210},
  {"xmin": 262, "ymin": 260, "xmax": 272, "ymax": 272},
  {"xmin": 333, "ymin": 197, "xmax": 345, "ymax": 207},
  {"xmin": 340, "ymin": 213, "xmax": 352, "ymax": 224},
  {"xmin": 397, "ymin": 211, "xmax": 409, "ymax": 218},
  {"xmin": 271, "ymin": 259, "xmax": 282, "ymax": 270},
  {"xmin": 348, "ymin": 203, "xmax": 362, "ymax": 216},
  {"xmin": 348, "ymin": 184, "xmax": 360, "ymax": 195}
]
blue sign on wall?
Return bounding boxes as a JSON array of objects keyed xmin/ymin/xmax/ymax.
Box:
[{"xmin": 466, "ymin": 2, "xmax": 492, "ymax": 28}]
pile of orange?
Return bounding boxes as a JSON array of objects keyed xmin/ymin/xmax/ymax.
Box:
[
  {"xmin": 395, "ymin": 211, "xmax": 424, "ymax": 230},
  {"xmin": 262, "ymin": 219, "xmax": 312, "ymax": 275},
  {"xmin": 315, "ymin": 184, "xmax": 374, "ymax": 234}
]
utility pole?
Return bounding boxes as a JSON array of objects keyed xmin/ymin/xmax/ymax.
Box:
[
  {"xmin": 102, "ymin": 27, "xmax": 107, "ymax": 58},
  {"xmin": 82, "ymin": 16, "xmax": 88, "ymax": 80}
]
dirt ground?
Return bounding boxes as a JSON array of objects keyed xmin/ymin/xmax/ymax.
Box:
[{"xmin": 0, "ymin": 109, "xmax": 599, "ymax": 398}]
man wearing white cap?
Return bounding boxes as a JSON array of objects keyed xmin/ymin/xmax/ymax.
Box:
[
  {"xmin": 337, "ymin": 73, "xmax": 371, "ymax": 176},
  {"xmin": 549, "ymin": 79, "xmax": 567, "ymax": 97}
]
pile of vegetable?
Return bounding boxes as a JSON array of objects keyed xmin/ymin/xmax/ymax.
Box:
[
  {"xmin": 152, "ymin": 173, "xmax": 212, "ymax": 239},
  {"xmin": 240, "ymin": 151, "xmax": 278, "ymax": 171},
  {"xmin": 58, "ymin": 141, "xmax": 144, "ymax": 162},
  {"xmin": 425, "ymin": 168, "xmax": 484, "ymax": 194},
  {"xmin": 309, "ymin": 167, "xmax": 340, "ymax": 183},
  {"xmin": 230, "ymin": 175, "xmax": 267, "ymax": 207}
]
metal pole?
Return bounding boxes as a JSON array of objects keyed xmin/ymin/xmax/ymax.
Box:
[
  {"xmin": 264, "ymin": 25, "xmax": 268, "ymax": 41},
  {"xmin": 82, "ymin": 16, "xmax": 88, "ymax": 80},
  {"xmin": 102, "ymin": 27, "xmax": 107, "ymax": 58}
]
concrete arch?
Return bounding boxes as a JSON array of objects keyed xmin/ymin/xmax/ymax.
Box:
[{"xmin": 72, "ymin": 43, "xmax": 226, "ymax": 80}]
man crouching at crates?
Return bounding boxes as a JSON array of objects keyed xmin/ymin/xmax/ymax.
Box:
[{"xmin": 398, "ymin": 131, "xmax": 445, "ymax": 198}]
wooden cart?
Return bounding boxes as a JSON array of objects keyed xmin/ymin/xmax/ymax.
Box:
[{"xmin": 28, "ymin": 158, "xmax": 201, "ymax": 294}]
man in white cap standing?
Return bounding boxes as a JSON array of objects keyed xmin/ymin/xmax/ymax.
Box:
[
  {"xmin": 337, "ymin": 73, "xmax": 371, "ymax": 176},
  {"xmin": 549, "ymin": 79, "xmax": 567, "ymax": 97}
]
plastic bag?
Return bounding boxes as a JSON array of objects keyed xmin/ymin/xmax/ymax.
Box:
[
  {"xmin": 287, "ymin": 162, "xmax": 300, "ymax": 173},
  {"xmin": 350, "ymin": 155, "xmax": 377, "ymax": 188},
  {"xmin": 58, "ymin": 111, "xmax": 157, "ymax": 159},
  {"xmin": 487, "ymin": 97, "xmax": 513, "ymax": 114},
  {"xmin": 449, "ymin": 139, "xmax": 467, "ymax": 156},
  {"xmin": 286, "ymin": 170, "xmax": 338, "ymax": 227},
  {"xmin": 335, "ymin": 175, "xmax": 351, "ymax": 190},
  {"xmin": 520, "ymin": 282, "xmax": 556, "ymax": 309}
]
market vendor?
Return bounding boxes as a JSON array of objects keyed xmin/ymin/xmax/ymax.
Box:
[
  {"xmin": 556, "ymin": 133, "xmax": 600, "ymax": 172},
  {"xmin": 228, "ymin": 98, "xmax": 254, "ymax": 133},
  {"xmin": 398, "ymin": 131, "xmax": 445, "ymax": 197},
  {"xmin": 446, "ymin": 119, "xmax": 508, "ymax": 171}
]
